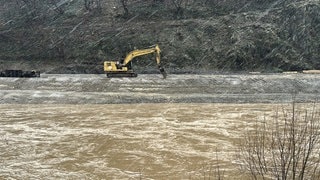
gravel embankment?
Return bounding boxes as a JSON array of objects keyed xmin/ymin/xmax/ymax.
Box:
[{"xmin": 0, "ymin": 74, "xmax": 320, "ymax": 104}]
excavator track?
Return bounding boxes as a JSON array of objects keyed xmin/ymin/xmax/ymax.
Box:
[{"xmin": 106, "ymin": 72, "xmax": 138, "ymax": 78}]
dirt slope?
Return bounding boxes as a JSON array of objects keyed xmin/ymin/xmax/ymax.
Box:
[{"xmin": 0, "ymin": 0, "xmax": 319, "ymax": 73}]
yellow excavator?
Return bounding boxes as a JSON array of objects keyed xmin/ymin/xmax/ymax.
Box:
[{"xmin": 103, "ymin": 44, "xmax": 167, "ymax": 78}]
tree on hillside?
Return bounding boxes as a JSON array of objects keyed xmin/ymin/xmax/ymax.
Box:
[
  {"xmin": 84, "ymin": 0, "xmax": 102, "ymax": 13},
  {"xmin": 48, "ymin": 0, "xmax": 66, "ymax": 15},
  {"xmin": 119, "ymin": 0, "xmax": 129, "ymax": 17},
  {"xmin": 170, "ymin": 0, "xmax": 198, "ymax": 18},
  {"xmin": 171, "ymin": 0, "xmax": 184, "ymax": 18},
  {"xmin": 7, "ymin": 0, "xmax": 68, "ymax": 20}
]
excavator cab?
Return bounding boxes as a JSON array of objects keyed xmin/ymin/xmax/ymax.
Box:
[{"xmin": 104, "ymin": 61, "xmax": 137, "ymax": 77}]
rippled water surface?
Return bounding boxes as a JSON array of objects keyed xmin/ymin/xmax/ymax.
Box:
[{"xmin": 0, "ymin": 103, "xmax": 310, "ymax": 179}]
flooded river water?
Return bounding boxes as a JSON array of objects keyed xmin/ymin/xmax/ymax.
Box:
[
  {"xmin": 1, "ymin": 74, "xmax": 319, "ymax": 179},
  {"xmin": 0, "ymin": 103, "xmax": 309, "ymax": 179}
]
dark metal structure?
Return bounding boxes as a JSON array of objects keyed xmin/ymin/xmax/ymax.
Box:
[{"xmin": 0, "ymin": 70, "xmax": 40, "ymax": 77}]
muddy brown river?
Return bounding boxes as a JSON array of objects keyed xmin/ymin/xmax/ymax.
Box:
[
  {"xmin": 0, "ymin": 104, "xmax": 268, "ymax": 179},
  {"xmin": 1, "ymin": 103, "xmax": 316, "ymax": 179},
  {"xmin": 0, "ymin": 74, "xmax": 320, "ymax": 179}
]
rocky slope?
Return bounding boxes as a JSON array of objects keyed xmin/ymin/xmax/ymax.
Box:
[{"xmin": 0, "ymin": 0, "xmax": 319, "ymax": 73}]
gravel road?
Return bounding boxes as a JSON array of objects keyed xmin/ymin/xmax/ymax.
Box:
[{"xmin": 0, "ymin": 73, "xmax": 320, "ymax": 104}]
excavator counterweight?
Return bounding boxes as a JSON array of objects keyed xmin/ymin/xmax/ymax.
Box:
[{"xmin": 104, "ymin": 44, "xmax": 167, "ymax": 78}]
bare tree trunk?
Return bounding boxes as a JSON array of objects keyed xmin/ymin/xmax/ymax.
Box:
[
  {"xmin": 120, "ymin": 0, "xmax": 129, "ymax": 17},
  {"xmin": 84, "ymin": 0, "xmax": 102, "ymax": 14}
]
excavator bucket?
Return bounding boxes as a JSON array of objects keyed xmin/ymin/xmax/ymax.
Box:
[{"xmin": 159, "ymin": 66, "xmax": 167, "ymax": 79}]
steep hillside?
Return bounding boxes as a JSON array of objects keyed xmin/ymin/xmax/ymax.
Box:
[{"xmin": 0, "ymin": 0, "xmax": 319, "ymax": 73}]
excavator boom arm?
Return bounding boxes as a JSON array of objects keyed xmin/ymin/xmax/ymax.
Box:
[{"xmin": 122, "ymin": 45, "xmax": 161, "ymax": 66}]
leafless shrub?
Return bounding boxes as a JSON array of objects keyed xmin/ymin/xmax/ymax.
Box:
[
  {"xmin": 119, "ymin": 0, "xmax": 129, "ymax": 17},
  {"xmin": 238, "ymin": 102, "xmax": 320, "ymax": 179},
  {"xmin": 48, "ymin": 0, "xmax": 66, "ymax": 15},
  {"xmin": 169, "ymin": 0, "xmax": 193, "ymax": 18},
  {"xmin": 84, "ymin": 0, "xmax": 102, "ymax": 14},
  {"xmin": 188, "ymin": 148, "xmax": 225, "ymax": 180}
]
